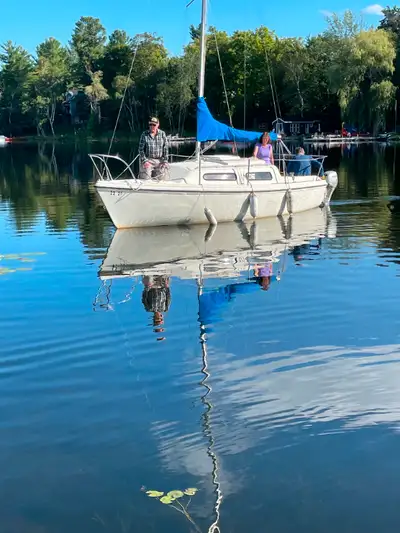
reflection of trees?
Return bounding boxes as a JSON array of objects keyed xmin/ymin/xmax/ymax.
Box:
[
  {"xmin": 326, "ymin": 143, "xmax": 400, "ymax": 266},
  {"xmin": 0, "ymin": 142, "xmax": 113, "ymax": 250},
  {"xmin": 380, "ymin": 205, "xmax": 400, "ymax": 264},
  {"xmin": 329, "ymin": 197, "xmax": 400, "ymax": 267},
  {"xmin": 331, "ymin": 144, "xmax": 395, "ymax": 200}
]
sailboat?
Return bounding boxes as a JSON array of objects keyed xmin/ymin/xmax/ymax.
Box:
[{"xmin": 90, "ymin": 1, "xmax": 339, "ymax": 229}]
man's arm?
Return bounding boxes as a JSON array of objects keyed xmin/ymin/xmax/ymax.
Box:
[
  {"xmin": 162, "ymin": 132, "xmax": 169, "ymax": 162},
  {"xmin": 139, "ymin": 133, "xmax": 147, "ymax": 164},
  {"xmin": 311, "ymin": 158, "xmax": 323, "ymax": 176}
]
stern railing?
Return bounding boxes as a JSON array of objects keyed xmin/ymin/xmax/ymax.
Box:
[{"xmin": 89, "ymin": 154, "xmax": 139, "ymax": 181}]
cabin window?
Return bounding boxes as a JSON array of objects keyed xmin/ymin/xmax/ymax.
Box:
[
  {"xmin": 246, "ymin": 171, "xmax": 274, "ymax": 181},
  {"xmin": 203, "ymin": 172, "xmax": 236, "ymax": 181}
]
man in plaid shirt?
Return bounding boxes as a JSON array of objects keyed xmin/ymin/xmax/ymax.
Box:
[{"xmin": 139, "ymin": 116, "xmax": 169, "ymax": 180}]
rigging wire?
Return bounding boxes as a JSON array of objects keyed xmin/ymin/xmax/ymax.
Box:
[
  {"xmin": 213, "ymin": 31, "xmax": 233, "ymax": 128},
  {"xmin": 264, "ymin": 44, "xmax": 279, "ymax": 122},
  {"xmin": 243, "ymin": 35, "xmax": 247, "ymax": 157},
  {"xmin": 213, "ymin": 29, "xmax": 238, "ymax": 154},
  {"xmin": 107, "ymin": 43, "xmax": 139, "ymax": 155},
  {"xmin": 243, "ymin": 36, "xmax": 247, "ymax": 130}
]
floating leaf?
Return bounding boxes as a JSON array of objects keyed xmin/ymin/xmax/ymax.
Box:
[
  {"xmin": 16, "ymin": 268, "xmax": 32, "ymax": 272},
  {"xmin": 19, "ymin": 258, "xmax": 35, "ymax": 263},
  {"xmin": 167, "ymin": 490, "xmax": 184, "ymax": 500},
  {"xmin": 184, "ymin": 488, "xmax": 198, "ymax": 496},
  {"xmin": 0, "ymin": 267, "xmax": 16, "ymax": 275},
  {"xmin": 1, "ymin": 252, "xmax": 46, "ymax": 261},
  {"xmin": 20, "ymin": 252, "xmax": 46, "ymax": 256},
  {"xmin": 160, "ymin": 496, "xmax": 173, "ymax": 504},
  {"xmin": 146, "ymin": 490, "xmax": 164, "ymax": 498}
]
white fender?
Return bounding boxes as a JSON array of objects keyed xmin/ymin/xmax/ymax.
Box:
[
  {"xmin": 250, "ymin": 193, "xmax": 258, "ymax": 218},
  {"xmin": 204, "ymin": 207, "xmax": 217, "ymax": 226}
]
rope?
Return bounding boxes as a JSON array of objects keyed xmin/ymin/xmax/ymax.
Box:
[{"xmin": 108, "ymin": 44, "xmax": 139, "ymax": 155}]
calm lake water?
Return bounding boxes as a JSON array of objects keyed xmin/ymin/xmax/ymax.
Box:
[{"xmin": 2, "ymin": 141, "xmax": 400, "ymax": 533}]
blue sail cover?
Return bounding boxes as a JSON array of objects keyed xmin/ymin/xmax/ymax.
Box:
[{"xmin": 196, "ymin": 96, "xmax": 278, "ymax": 143}]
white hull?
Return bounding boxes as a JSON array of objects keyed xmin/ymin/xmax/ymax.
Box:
[{"xmin": 94, "ymin": 156, "xmax": 337, "ymax": 229}]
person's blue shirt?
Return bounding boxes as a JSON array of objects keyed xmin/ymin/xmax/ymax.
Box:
[{"xmin": 286, "ymin": 154, "xmax": 323, "ymax": 176}]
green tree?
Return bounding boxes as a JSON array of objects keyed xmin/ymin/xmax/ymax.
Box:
[
  {"xmin": 379, "ymin": 6, "xmax": 400, "ymax": 128},
  {"xmin": 101, "ymin": 30, "xmax": 134, "ymax": 91},
  {"xmin": 71, "ymin": 16, "xmax": 106, "ymax": 77},
  {"xmin": 85, "ymin": 70, "xmax": 109, "ymax": 125},
  {"xmin": 128, "ymin": 33, "xmax": 168, "ymax": 127},
  {"xmin": 275, "ymin": 38, "xmax": 308, "ymax": 117},
  {"xmin": 156, "ymin": 52, "xmax": 197, "ymax": 134},
  {"xmin": 0, "ymin": 41, "xmax": 33, "ymax": 133},
  {"xmin": 71, "ymin": 16, "xmax": 108, "ymax": 125},
  {"xmin": 324, "ymin": 12, "xmax": 395, "ymax": 132},
  {"xmin": 30, "ymin": 38, "xmax": 71, "ymax": 136},
  {"xmin": 112, "ymin": 74, "xmax": 138, "ymax": 132},
  {"xmin": 379, "ymin": 6, "xmax": 400, "ymax": 35}
]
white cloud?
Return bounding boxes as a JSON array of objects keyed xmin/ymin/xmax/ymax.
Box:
[
  {"xmin": 362, "ymin": 3, "xmax": 384, "ymax": 15},
  {"xmin": 319, "ymin": 9, "xmax": 333, "ymax": 17}
]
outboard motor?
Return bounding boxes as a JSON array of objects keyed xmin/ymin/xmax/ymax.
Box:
[{"xmin": 324, "ymin": 171, "xmax": 339, "ymax": 205}]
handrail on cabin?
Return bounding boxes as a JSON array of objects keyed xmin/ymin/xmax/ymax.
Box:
[{"xmin": 89, "ymin": 154, "xmax": 138, "ymax": 181}]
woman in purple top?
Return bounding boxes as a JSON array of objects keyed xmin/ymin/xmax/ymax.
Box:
[{"xmin": 253, "ymin": 132, "xmax": 274, "ymax": 165}]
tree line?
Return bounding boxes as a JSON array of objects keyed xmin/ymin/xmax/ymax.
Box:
[{"xmin": 1, "ymin": 8, "xmax": 400, "ymax": 138}]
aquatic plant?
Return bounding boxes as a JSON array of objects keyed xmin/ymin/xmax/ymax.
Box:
[
  {"xmin": 0, "ymin": 252, "xmax": 46, "ymax": 275},
  {"xmin": 145, "ymin": 488, "xmax": 201, "ymax": 532}
]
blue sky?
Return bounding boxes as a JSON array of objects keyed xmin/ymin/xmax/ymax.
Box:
[{"xmin": 0, "ymin": 1, "xmax": 393, "ymax": 56}]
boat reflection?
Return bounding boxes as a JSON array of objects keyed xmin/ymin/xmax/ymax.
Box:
[
  {"xmin": 95, "ymin": 208, "xmax": 337, "ymax": 331},
  {"xmin": 98, "ymin": 207, "xmax": 337, "ymax": 281}
]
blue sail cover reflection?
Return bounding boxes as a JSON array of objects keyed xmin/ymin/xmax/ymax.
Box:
[{"xmin": 198, "ymin": 275, "xmax": 279, "ymax": 329}]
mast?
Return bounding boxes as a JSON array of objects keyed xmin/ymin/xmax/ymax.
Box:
[{"xmin": 196, "ymin": 0, "xmax": 208, "ymax": 162}]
